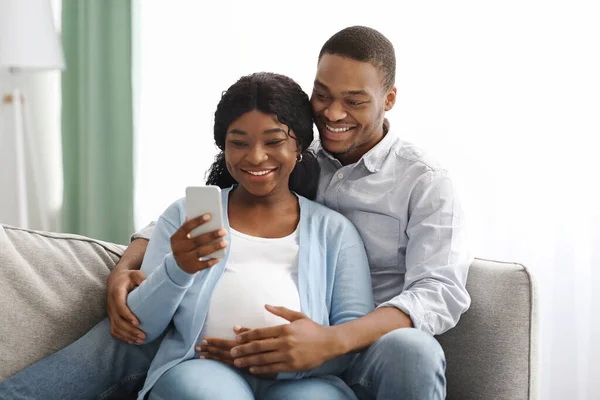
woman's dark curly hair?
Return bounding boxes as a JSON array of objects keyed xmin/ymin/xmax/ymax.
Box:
[{"xmin": 205, "ymin": 72, "xmax": 320, "ymax": 199}]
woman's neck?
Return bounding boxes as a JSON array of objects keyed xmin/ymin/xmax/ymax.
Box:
[
  {"xmin": 228, "ymin": 185, "xmax": 300, "ymax": 238},
  {"xmin": 229, "ymin": 185, "xmax": 297, "ymax": 209}
]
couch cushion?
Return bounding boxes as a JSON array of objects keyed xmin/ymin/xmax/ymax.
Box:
[
  {"xmin": 0, "ymin": 224, "xmax": 125, "ymax": 380},
  {"xmin": 437, "ymin": 258, "xmax": 538, "ymax": 400}
]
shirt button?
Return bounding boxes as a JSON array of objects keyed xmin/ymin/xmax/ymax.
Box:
[{"xmin": 337, "ymin": 173, "xmax": 344, "ymax": 179}]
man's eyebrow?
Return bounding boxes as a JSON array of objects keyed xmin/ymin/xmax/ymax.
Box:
[
  {"xmin": 314, "ymin": 80, "xmax": 369, "ymax": 97},
  {"xmin": 343, "ymin": 90, "xmax": 369, "ymax": 96},
  {"xmin": 313, "ymin": 80, "xmax": 329, "ymax": 90}
]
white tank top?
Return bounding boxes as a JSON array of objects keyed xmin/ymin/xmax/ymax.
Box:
[{"xmin": 199, "ymin": 226, "xmax": 301, "ymax": 341}]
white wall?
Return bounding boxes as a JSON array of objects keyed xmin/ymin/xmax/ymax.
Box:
[
  {"xmin": 0, "ymin": 0, "xmax": 62, "ymax": 231},
  {"xmin": 0, "ymin": 69, "xmax": 62, "ymax": 231},
  {"xmin": 134, "ymin": 1, "xmax": 599, "ymax": 399}
]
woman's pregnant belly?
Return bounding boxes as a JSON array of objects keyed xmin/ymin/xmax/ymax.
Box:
[{"xmin": 199, "ymin": 262, "xmax": 301, "ymax": 340}]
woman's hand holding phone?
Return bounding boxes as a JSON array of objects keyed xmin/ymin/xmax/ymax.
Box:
[{"xmin": 170, "ymin": 214, "xmax": 228, "ymax": 274}]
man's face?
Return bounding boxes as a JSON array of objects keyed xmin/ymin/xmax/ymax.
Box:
[{"xmin": 311, "ymin": 54, "xmax": 396, "ymax": 165}]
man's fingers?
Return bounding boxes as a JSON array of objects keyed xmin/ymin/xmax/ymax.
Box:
[
  {"xmin": 109, "ymin": 316, "xmax": 141, "ymax": 343},
  {"xmin": 264, "ymin": 304, "xmax": 306, "ymax": 322},
  {"xmin": 231, "ymin": 337, "xmax": 283, "ymax": 358},
  {"xmin": 201, "ymin": 337, "xmax": 237, "ymax": 351},
  {"xmin": 233, "ymin": 351, "xmax": 287, "ymax": 368},
  {"xmin": 115, "ymin": 289, "xmax": 140, "ymax": 326},
  {"xmin": 233, "ymin": 325, "xmax": 250, "ymax": 334},
  {"xmin": 108, "ymin": 297, "xmax": 140, "ymax": 343},
  {"xmin": 112, "ymin": 315, "xmax": 145, "ymax": 343},
  {"xmin": 248, "ymin": 363, "xmax": 292, "ymax": 375},
  {"xmin": 236, "ymin": 325, "xmax": 285, "ymax": 344},
  {"xmin": 129, "ymin": 270, "xmax": 146, "ymax": 288},
  {"xmin": 110, "ymin": 297, "xmax": 145, "ymax": 342},
  {"xmin": 197, "ymin": 345, "xmax": 234, "ymax": 361}
]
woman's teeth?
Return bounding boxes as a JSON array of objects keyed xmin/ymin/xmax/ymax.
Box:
[{"xmin": 246, "ymin": 169, "xmax": 274, "ymax": 176}]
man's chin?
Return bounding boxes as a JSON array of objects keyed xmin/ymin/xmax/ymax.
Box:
[{"xmin": 319, "ymin": 138, "xmax": 351, "ymax": 155}]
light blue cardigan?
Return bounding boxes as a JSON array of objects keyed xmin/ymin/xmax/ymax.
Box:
[{"xmin": 127, "ymin": 186, "xmax": 375, "ymax": 398}]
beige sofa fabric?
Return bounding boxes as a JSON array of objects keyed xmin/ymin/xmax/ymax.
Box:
[
  {"xmin": 0, "ymin": 224, "xmax": 124, "ymax": 380},
  {"xmin": 0, "ymin": 225, "xmax": 538, "ymax": 399},
  {"xmin": 437, "ymin": 258, "xmax": 539, "ymax": 400}
]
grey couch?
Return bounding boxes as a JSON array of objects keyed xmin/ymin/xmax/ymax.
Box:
[{"xmin": 0, "ymin": 224, "xmax": 538, "ymax": 399}]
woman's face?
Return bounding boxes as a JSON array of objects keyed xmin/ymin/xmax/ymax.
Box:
[{"xmin": 224, "ymin": 110, "xmax": 300, "ymax": 198}]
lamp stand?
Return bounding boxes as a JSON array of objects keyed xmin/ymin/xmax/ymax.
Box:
[{"xmin": 2, "ymin": 86, "xmax": 29, "ymax": 228}]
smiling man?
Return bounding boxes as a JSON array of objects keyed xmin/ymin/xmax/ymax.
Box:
[
  {"xmin": 0, "ymin": 26, "xmax": 471, "ymax": 400},
  {"xmin": 197, "ymin": 27, "xmax": 472, "ymax": 400}
]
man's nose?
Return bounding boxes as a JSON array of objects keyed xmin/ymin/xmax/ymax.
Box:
[{"xmin": 323, "ymin": 101, "xmax": 347, "ymax": 122}]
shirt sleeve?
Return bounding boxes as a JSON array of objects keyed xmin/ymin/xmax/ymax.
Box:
[
  {"xmin": 130, "ymin": 221, "xmax": 157, "ymax": 242},
  {"xmin": 126, "ymin": 204, "xmax": 195, "ymax": 343},
  {"xmin": 378, "ymin": 169, "xmax": 472, "ymax": 335}
]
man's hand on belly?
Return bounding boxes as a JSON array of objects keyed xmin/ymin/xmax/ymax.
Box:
[
  {"xmin": 198, "ymin": 326, "xmax": 276, "ymax": 379},
  {"xmin": 196, "ymin": 336, "xmax": 239, "ymax": 366},
  {"xmin": 221, "ymin": 304, "xmax": 338, "ymax": 376}
]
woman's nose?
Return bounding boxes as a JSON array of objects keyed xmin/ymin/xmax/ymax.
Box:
[{"xmin": 246, "ymin": 145, "xmax": 268, "ymax": 164}]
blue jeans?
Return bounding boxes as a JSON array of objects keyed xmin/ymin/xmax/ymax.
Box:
[
  {"xmin": 0, "ymin": 321, "xmax": 445, "ymax": 400},
  {"xmin": 344, "ymin": 328, "xmax": 446, "ymax": 400},
  {"xmin": 0, "ymin": 318, "xmax": 158, "ymax": 400},
  {"xmin": 149, "ymin": 359, "xmax": 355, "ymax": 400}
]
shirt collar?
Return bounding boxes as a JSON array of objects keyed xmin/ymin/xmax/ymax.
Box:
[{"xmin": 316, "ymin": 119, "xmax": 397, "ymax": 173}]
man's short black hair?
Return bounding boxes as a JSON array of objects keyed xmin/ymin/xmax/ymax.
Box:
[{"xmin": 319, "ymin": 26, "xmax": 396, "ymax": 91}]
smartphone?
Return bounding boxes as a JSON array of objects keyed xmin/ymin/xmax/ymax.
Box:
[{"xmin": 185, "ymin": 185, "xmax": 226, "ymax": 259}]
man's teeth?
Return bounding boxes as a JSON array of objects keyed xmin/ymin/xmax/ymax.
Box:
[
  {"xmin": 326, "ymin": 124, "xmax": 353, "ymax": 133},
  {"xmin": 246, "ymin": 169, "xmax": 273, "ymax": 176}
]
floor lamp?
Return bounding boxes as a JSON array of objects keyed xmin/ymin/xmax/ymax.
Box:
[{"xmin": 0, "ymin": 0, "xmax": 65, "ymax": 228}]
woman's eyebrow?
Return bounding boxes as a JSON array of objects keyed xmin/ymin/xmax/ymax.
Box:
[
  {"xmin": 227, "ymin": 128, "xmax": 286, "ymax": 135},
  {"xmin": 263, "ymin": 128, "xmax": 287, "ymax": 134}
]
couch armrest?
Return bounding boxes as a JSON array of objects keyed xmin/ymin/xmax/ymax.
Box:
[
  {"xmin": 437, "ymin": 258, "xmax": 539, "ymax": 400},
  {"xmin": 0, "ymin": 224, "xmax": 126, "ymax": 380}
]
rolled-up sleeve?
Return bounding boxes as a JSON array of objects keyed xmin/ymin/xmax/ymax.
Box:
[
  {"xmin": 378, "ymin": 169, "xmax": 472, "ymax": 335},
  {"xmin": 130, "ymin": 221, "xmax": 157, "ymax": 242}
]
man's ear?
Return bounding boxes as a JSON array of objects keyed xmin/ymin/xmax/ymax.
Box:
[{"xmin": 384, "ymin": 86, "xmax": 397, "ymax": 112}]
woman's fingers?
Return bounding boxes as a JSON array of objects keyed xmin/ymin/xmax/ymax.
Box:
[
  {"xmin": 194, "ymin": 239, "xmax": 228, "ymax": 259},
  {"xmin": 172, "ymin": 215, "xmax": 222, "ymax": 252},
  {"xmin": 170, "ymin": 214, "xmax": 228, "ymax": 273}
]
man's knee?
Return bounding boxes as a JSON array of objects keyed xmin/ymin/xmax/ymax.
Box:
[{"xmin": 374, "ymin": 328, "xmax": 445, "ymax": 371}]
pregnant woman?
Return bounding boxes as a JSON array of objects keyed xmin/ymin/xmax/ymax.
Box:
[{"xmin": 127, "ymin": 72, "xmax": 374, "ymax": 399}]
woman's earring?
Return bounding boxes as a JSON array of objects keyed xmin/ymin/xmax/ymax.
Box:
[{"xmin": 296, "ymin": 153, "xmax": 303, "ymax": 162}]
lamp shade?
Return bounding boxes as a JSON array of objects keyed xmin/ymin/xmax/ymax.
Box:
[{"xmin": 0, "ymin": 0, "xmax": 65, "ymax": 70}]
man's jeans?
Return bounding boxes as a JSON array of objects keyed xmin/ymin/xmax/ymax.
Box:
[
  {"xmin": 0, "ymin": 321, "xmax": 445, "ymax": 400},
  {"xmin": 344, "ymin": 328, "xmax": 446, "ymax": 400}
]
